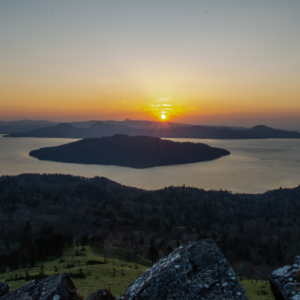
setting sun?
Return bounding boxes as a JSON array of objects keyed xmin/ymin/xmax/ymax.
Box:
[{"xmin": 161, "ymin": 114, "xmax": 166, "ymax": 120}]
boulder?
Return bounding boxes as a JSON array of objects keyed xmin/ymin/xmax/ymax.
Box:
[
  {"xmin": 118, "ymin": 239, "xmax": 248, "ymax": 300},
  {"xmin": 269, "ymin": 256, "xmax": 300, "ymax": 300},
  {"xmin": 84, "ymin": 289, "xmax": 115, "ymax": 300},
  {"xmin": 0, "ymin": 282, "xmax": 9, "ymax": 297},
  {"xmin": 0, "ymin": 273, "xmax": 79, "ymax": 300}
]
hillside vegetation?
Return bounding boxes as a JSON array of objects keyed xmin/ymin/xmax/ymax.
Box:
[
  {"xmin": 0, "ymin": 174, "xmax": 299, "ymax": 281},
  {"xmin": 1, "ymin": 245, "xmax": 150, "ymax": 297},
  {"xmin": 0, "ymin": 245, "xmax": 274, "ymax": 300}
]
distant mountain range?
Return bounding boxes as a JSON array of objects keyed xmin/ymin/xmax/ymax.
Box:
[
  {"xmin": 0, "ymin": 119, "xmax": 57, "ymax": 134},
  {"xmin": 29, "ymin": 134, "xmax": 230, "ymax": 168},
  {"xmin": 3, "ymin": 119, "xmax": 300, "ymax": 139},
  {"xmin": 0, "ymin": 119, "xmax": 190, "ymax": 134}
]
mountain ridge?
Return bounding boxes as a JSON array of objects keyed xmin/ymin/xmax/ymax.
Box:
[{"xmin": 4, "ymin": 121, "xmax": 300, "ymax": 139}]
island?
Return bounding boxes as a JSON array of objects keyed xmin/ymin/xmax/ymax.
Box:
[{"xmin": 29, "ymin": 134, "xmax": 230, "ymax": 168}]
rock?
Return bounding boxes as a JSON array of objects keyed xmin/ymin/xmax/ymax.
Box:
[
  {"xmin": 84, "ymin": 289, "xmax": 115, "ymax": 300},
  {"xmin": 269, "ymin": 256, "xmax": 300, "ymax": 300},
  {"xmin": 0, "ymin": 273, "xmax": 79, "ymax": 300},
  {"xmin": 118, "ymin": 238, "xmax": 248, "ymax": 300},
  {"xmin": 0, "ymin": 282, "xmax": 9, "ymax": 297}
]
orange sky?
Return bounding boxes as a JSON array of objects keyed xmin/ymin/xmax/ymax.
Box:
[
  {"xmin": 1, "ymin": 1, "xmax": 300, "ymax": 128},
  {"xmin": 1, "ymin": 75, "xmax": 299, "ymax": 125}
]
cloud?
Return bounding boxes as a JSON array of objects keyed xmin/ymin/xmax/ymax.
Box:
[
  {"xmin": 143, "ymin": 97, "xmax": 185, "ymax": 119},
  {"xmin": 156, "ymin": 97, "xmax": 172, "ymax": 102},
  {"xmin": 187, "ymin": 107, "xmax": 196, "ymax": 110},
  {"xmin": 116, "ymin": 100, "xmax": 126, "ymax": 103},
  {"xmin": 146, "ymin": 102, "xmax": 173, "ymax": 112}
]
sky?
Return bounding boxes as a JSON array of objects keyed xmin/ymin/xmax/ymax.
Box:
[{"xmin": 1, "ymin": 0, "xmax": 300, "ymax": 128}]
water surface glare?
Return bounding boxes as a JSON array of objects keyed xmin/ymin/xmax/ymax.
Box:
[{"xmin": 0, "ymin": 135, "xmax": 300, "ymax": 193}]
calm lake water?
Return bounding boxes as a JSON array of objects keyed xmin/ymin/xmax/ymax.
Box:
[{"xmin": 1, "ymin": 134, "xmax": 300, "ymax": 193}]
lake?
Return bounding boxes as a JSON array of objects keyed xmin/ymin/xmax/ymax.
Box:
[{"xmin": 0, "ymin": 134, "xmax": 300, "ymax": 193}]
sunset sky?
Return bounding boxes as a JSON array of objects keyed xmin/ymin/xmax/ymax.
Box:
[{"xmin": 1, "ymin": 1, "xmax": 300, "ymax": 128}]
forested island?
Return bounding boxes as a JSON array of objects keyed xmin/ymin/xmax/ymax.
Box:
[{"xmin": 29, "ymin": 134, "xmax": 230, "ymax": 168}]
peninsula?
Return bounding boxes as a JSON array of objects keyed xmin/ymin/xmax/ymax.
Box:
[{"xmin": 29, "ymin": 134, "xmax": 230, "ymax": 168}]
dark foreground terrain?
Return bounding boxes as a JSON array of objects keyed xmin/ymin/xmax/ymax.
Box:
[
  {"xmin": 29, "ymin": 134, "xmax": 230, "ymax": 168},
  {"xmin": 0, "ymin": 174, "xmax": 299, "ymax": 280}
]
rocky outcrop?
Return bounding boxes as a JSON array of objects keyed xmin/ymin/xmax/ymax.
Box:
[
  {"xmin": 0, "ymin": 282, "xmax": 9, "ymax": 297},
  {"xmin": 269, "ymin": 256, "xmax": 300, "ymax": 300},
  {"xmin": 119, "ymin": 239, "xmax": 248, "ymax": 300},
  {"xmin": 84, "ymin": 289, "xmax": 115, "ymax": 300},
  {"xmin": 0, "ymin": 273, "xmax": 78, "ymax": 300}
]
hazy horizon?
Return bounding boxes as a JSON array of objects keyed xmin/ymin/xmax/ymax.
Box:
[
  {"xmin": 1, "ymin": 116, "xmax": 300, "ymax": 131},
  {"xmin": 1, "ymin": 1, "xmax": 300, "ymax": 127}
]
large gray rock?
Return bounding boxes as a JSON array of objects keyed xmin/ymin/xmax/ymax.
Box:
[
  {"xmin": 0, "ymin": 273, "xmax": 79, "ymax": 300},
  {"xmin": 119, "ymin": 239, "xmax": 248, "ymax": 300},
  {"xmin": 84, "ymin": 289, "xmax": 115, "ymax": 300},
  {"xmin": 269, "ymin": 256, "xmax": 300, "ymax": 300},
  {"xmin": 0, "ymin": 282, "xmax": 9, "ymax": 297}
]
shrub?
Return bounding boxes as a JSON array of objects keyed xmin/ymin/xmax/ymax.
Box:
[{"xmin": 86, "ymin": 260, "xmax": 105, "ymax": 265}]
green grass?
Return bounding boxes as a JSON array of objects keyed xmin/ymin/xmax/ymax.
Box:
[
  {"xmin": 0, "ymin": 246, "xmax": 150, "ymax": 298},
  {"xmin": 0, "ymin": 246, "xmax": 275, "ymax": 299},
  {"xmin": 240, "ymin": 279, "xmax": 274, "ymax": 300}
]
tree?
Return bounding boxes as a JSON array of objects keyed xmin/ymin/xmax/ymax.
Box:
[{"xmin": 147, "ymin": 240, "xmax": 159, "ymax": 264}]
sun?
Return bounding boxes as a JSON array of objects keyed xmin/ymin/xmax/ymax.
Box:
[{"xmin": 160, "ymin": 114, "xmax": 166, "ymax": 120}]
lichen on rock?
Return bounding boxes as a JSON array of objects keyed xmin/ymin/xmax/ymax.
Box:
[
  {"xmin": 0, "ymin": 273, "xmax": 78, "ymax": 300},
  {"xmin": 118, "ymin": 238, "xmax": 248, "ymax": 300},
  {"xmin": 0, "ymin": 282, "xmax": 9, "ymax": 297},
  {"xmin": 269, "ymin": 256, "xmax": 300, "ymax": 300}
]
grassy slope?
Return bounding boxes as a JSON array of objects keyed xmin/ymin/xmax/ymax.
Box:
[
  {"xmin": 0, "ymin": 246, "xmax": 275, "ymax": 299},
  {"xmin": 0, "ymin": 246, "xmax": 150, "ymax": 298},
  {"xmin": 240, "ymin": 279, "xmax": 274, "ymax": 300}
]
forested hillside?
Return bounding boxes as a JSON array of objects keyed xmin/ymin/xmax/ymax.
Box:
[{"xmin": 0, "ymin": 174, "xmax": 299, "ymax": 278}]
